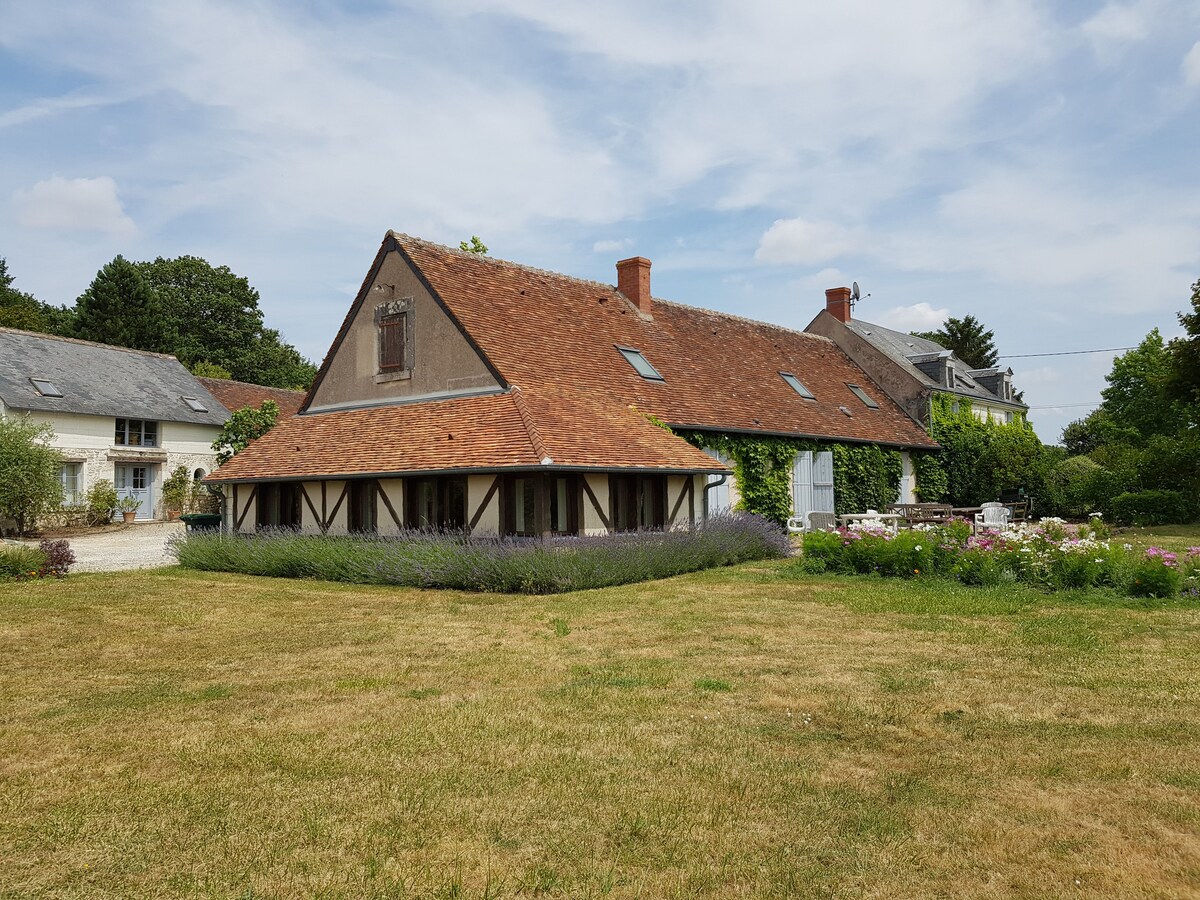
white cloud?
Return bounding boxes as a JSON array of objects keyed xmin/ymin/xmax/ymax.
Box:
[
  {"xmin": 12, "ymin": 175, "xmax": 135, "ymax": 236},
  {"xmin": 1082, "ymin": 2, "xmax": 1152, "ymax": 55},
  {"xmin": 755, "ymin": 218, "xmax": 860, "ymax": 265},
  {"xmin": 873, "ymin": 302, "xmax": 950, "ymax": 333},
  {"xmin": 592, "ymin": 238, "xmax": 633, "ymax": 253},
  {"xmin": 1183, "ymin": 40, "xmax": 1200, "ymax": 86}
]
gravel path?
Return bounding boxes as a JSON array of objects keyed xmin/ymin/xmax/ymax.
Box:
[{"xmin": 54, "ymin": 522, "xmax": 187, "ymax": 573}]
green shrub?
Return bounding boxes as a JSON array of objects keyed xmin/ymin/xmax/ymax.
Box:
[
  {"xmin": 1128, "ymin": 557, "xmax": 1182, "ymax": 598},
  {"xmin": 0, "ymin": 544, "xmax": 48, "ymax": 580},
  {"xmin": 1110, "ymin": 490, "xmax": 1193, "ymax": 526},
  {"xmin": 86, "ymin": 480, "xmax": 119, "ymax": 525}
]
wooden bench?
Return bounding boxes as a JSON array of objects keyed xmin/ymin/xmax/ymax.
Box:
[{"xmin": 887, "ymin": 503, "xmax": 954, "ymax": 525}]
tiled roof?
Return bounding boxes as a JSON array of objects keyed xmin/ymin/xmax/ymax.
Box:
[
  {"xmin": 197, "ymin": 378, "xmax": 306, "ymax": 419},
  {"xmin": 0, "ymin": 328, "xmax": 229, "ymax": 425},
  {"xmin": 208, "ymin": 387, "xmax": 726, "ymax": 482},
  {"xmin": 392, "ymin": 234, "xmax": 937, "ymax": 448}
]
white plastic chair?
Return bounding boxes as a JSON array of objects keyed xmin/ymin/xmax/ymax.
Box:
[{"xmin": 974, "ymin": 502, "xmax": 1011, "ymax": 532}]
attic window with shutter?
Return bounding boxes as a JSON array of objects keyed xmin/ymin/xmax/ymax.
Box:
[
  {"xmin": 375, "ymin": 299, "xmax": 414, "ymax": 381},
  {"xmin": 379, "ymin": 312, "xmax": 407, "ymax": 370},
  {"xmin": 616, "ymin": 346, "xmax": 664, "ymax": 381},
  {"xmin": 847, "ymin": 384, "xmax": 880, "ymax": 409},
  {"xmin": 182, "ymin": 397, "xmax": 208, "ymax": 413},
  {"xmin": 30, "ymin": 378, "xmax": 63, "ymax": 398},
  {"xmin": 779, "ymin": 372, "xmax": 815, "ymax": 400}
]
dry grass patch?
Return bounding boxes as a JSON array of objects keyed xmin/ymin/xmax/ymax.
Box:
[{"xmin": 1, "ymin": 565, "xmax": 1199, "ymax": 898}]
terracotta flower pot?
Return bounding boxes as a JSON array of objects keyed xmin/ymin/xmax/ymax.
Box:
[{"xmin": 122, "ymin": 511, "xmax": 137, "ymax": 524}]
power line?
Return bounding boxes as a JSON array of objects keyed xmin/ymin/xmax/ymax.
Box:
[
  {"xmin": 999, "ymin": 347, "xmax": 1136, "ymax": 359},
  {"xmin": 1022, "ymin": 405, "xmax": 1104, "ymax": 412}
]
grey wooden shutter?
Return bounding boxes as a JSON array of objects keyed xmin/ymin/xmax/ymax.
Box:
[
  {"xmin": 792, "ymin": 451, "xmax": 814, "ymax": 519},
  {"xmin": 813, "ymin": 451, "xmax": 835, "ymax": 513}
]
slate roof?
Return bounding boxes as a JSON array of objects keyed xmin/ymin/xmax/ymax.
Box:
[
  {"xmin": 197, "ymin": 378, "xmax": 305, "ymax": 418},
  {"xmin": 0, "ymin": 329, "xmax": 229, "ymax": 425},
  {"xmin": 209, "ymin": 387, "xmax": 725, "ymax": 482},
  {"xmin": 842, "ymin": 319, "xmax": 1027, "ymax": 409}
]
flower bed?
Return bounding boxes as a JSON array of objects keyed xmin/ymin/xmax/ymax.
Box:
[
  {"xmin": 171, "ymin": 513, "xmax": 790, "ymax": 594},
  {"xmin": 800, "ymin": 517, "xmax": 1199, "ymax": 599},
  {"xmin": 0, "ymin": 539, "xmax": 75, "ymax": 581}
]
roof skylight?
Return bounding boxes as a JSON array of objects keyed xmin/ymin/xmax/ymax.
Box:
[
  {"xmin": 616, "ymin": 346, "xmax": 664, "ymax": 381},
  {"xmin": 847, "ymin": 384, "xmax": 880, "ymax": 409},
  {"xmin": 30, "ymin": 378, "xmax": 63, "ymax": 398},
  {"xmin": 182, "ymin": 396, "xmax": 209, "ymax": 413},
  {"xmin": 779, "ymin": 372, "xmax": 815, "ymax": 400}
]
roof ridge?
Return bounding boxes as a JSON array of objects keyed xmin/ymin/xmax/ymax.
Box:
[
  {"xmin": 508, "ymin": 385, "xmax": 552, "ymax": 463},
  {"xmin": 390, "ymin": 232, "xmax": 623, "ymax": 296},
  {"xmin": 196, "ymin": 375, "xmax": 306, "ymax": 394},
  {"xmin": 652, "ymin": 298, "xmax": 835, "ymax": 344},
  {"xmin": 0, "ymin": 327, "xmax": 182, "ymax": 361},
  {"xmin": 391, "ymin": 231, "xmax": 837, "ymax": 344}
]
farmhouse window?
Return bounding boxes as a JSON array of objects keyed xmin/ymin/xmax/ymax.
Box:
[
  {"xmin": 115, "ymin": 418, "xmax": 158, "ymax": 447},
  {"xmin": 379, "ymin": 312, "xmax": 408, "ymax": 371},
  {"xmin": 59, "ymin": 462, "xmax": 82, "ymax": 503}
]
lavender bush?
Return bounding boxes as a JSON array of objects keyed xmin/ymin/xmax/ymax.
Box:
[{"xmin": 170, "ymin": 513, "xmax": 789, "ymax": 594}]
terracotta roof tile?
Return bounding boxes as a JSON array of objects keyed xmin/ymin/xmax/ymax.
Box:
[
  {"xmin": 208, "ymin": 388, "xmax": 725, "ymax": 482},
  {"xmin": 197, "ymin": 378, "xmax": 306, "ymax": 418},
  {"xmin": 393, "ymin": 234, "xmax": 937, "ymax": 449}
]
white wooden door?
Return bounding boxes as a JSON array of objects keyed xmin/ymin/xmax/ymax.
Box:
[{"xmin": 116, "ymin": 465, "xmax": 154, "ymax": 520}]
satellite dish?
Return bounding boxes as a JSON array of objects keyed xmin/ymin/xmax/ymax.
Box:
[{"xmin": 851, "ymin": 282, "xmax": 860, "ymax": 302}]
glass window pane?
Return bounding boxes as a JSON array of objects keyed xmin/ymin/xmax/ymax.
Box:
[
  {"xmin": 115, "ymin": 419, "xmax": 126, "ymax": 445},
  {"xmin": 847, "ymin": 384, "xmax": 880, "ymax": 409},
  {"xmin": 143, "ymin": 421, "xmax": 158, "ymax": 446},
  {"xmin": 780, "ymin": 372, "xmax": 815, "ymax": 400},
  {"xmin": 617, "ymin": 346, "xmax": 664, "ymax": 381}
]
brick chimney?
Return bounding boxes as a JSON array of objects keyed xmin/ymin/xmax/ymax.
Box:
[
  {"xmin": 617, "ymin": 256, "xmax": 652, "ymax": 314},
  {"xmin": 825, "ymin": 286, "xmax": 852, "ymax": 323}
]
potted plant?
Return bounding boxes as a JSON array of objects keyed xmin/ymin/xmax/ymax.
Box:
[
  {"xmin": 161, "ymin": 466, "xmax": 191, "ymax": 521},
  {"xmin": 116, "ymin": 495, "xmax": 142, "ymax": 524}
]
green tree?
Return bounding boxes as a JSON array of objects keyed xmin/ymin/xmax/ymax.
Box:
[
  {"xmin": 0, "ymin": 258, "xmax": 46, "ymax": 331},
  {"xmin": 1167, "ymin": 277, "xmax": 1200, "ymax": 407},
  {"xmin": 459, "ymin": 236, "xmax": 489, "ymax": 255},
  {"xmin": 213, "ymin": 400, "xmax": 280, "ymax": 466},
  {"xmin": 135, "ymin": 256, "xmax": 317, "ymax": 389},
  {"xmin": 0, "ymin": 417, "xmax": 64, "ymax": 533},
  {"xmin": 912, "ymin": 314, "xmax": 999, "ymax": 370},
  {"xmin": 73, "ymin": 256, "xmax": 170, "ymax": 351},
  {"xmin": 1100, "ymin": 329, "xmax": 1190, "ymax": 441},
  {"xmin": 188, "ymin": 361, "xmax": 233, "ymax": 380}
]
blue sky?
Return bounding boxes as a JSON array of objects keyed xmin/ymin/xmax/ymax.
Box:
[{"xmin": 2, "ymin": 0, "xmax": 1198, "ymax": 442}]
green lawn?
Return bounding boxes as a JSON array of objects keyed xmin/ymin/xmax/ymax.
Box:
[{"xmin": 2, "ymin": 559, "xmax": 1199, "ymax": 898}]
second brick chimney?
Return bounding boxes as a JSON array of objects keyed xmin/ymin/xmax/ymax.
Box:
[
  {"xmin": 825, "ymin": 286, "xmax": 852, "ymax": 324},
  {"xmin": 617, "ymin": 256, "xmax": 652, "ymax": 314}
]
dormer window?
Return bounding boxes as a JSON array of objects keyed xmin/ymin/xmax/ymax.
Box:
[
  {"xmin": 779, "ymin": 372, "xmax": 815, "ymax": 400},
  {"xmin": 30, "ymin": 378, "xmax": 62, "ymax": 398},
  {"xmin": 616, "ymin": 346, "xmax": 664, "ymax": 381},
  {"xmin": 847, "ymin": 384, "xmax": 879, "ymax": 409}
]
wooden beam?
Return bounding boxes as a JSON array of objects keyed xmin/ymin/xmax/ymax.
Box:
[
  {"xmin": 300, "ymin": 483, "xmax": 321, "ymax": 529},
  {"xmin": 325, "ymin": 482, "xmax": 350, "ymax": 530},
  {"xmin": 468, "ymin": 476, "xmax": 500, "ymax": 532},
  {"xmin": 235, "ymin": 485, "xmax": 257, "ymax": 531},
  {"xmin": 669, "ymin": 477, "xmax": 690, "ymax": 525},
  {"xmin": 582, "ymin": 478, "xmax": 611, "ymax": 531},
  {"xmin": 377, "ymin": 480, "xmax": 402, "ymax": 529}
]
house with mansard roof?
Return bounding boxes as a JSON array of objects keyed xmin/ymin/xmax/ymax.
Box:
[
  {"xmin": 807, "ymin": 288, "xmax": 1028, "ymax": 427},
  {"xmin": 207, "ymin": 232, "xmax": 939, "ymax": 536},
  {"xmin": 0, "ymin": 328, "xmax": 231, "ymax": 522}
]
